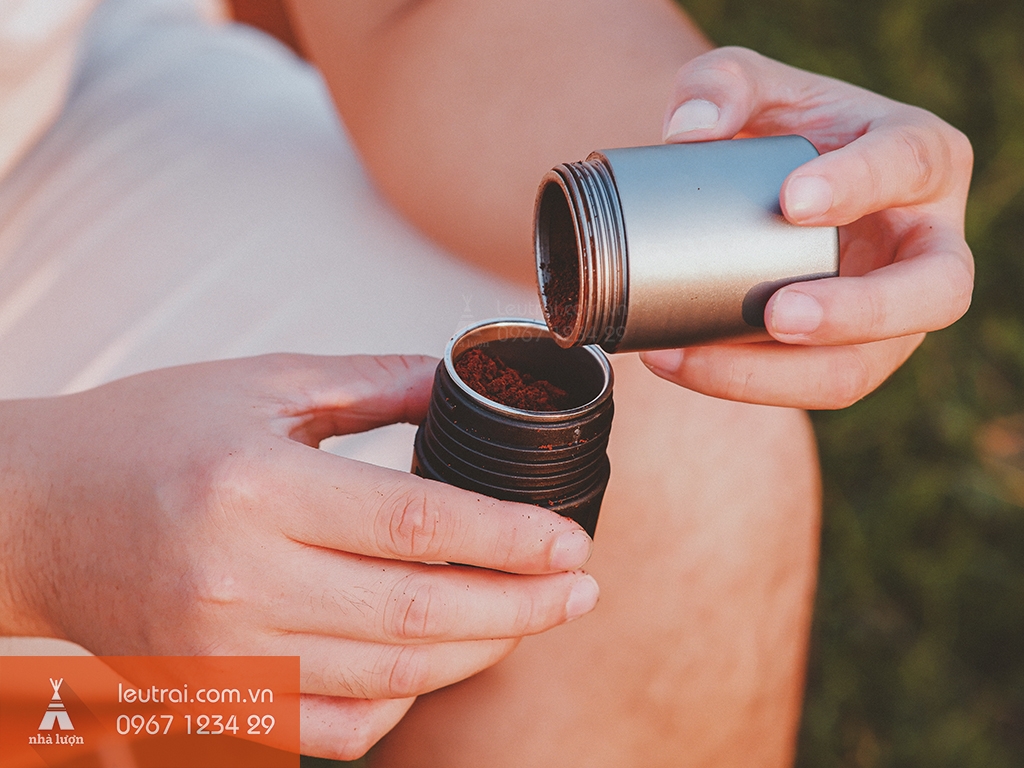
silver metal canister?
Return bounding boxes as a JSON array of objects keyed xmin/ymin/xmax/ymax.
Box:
[{"xmin": 534, "ymin": 136, "xmax": 840, "ymax": 352}]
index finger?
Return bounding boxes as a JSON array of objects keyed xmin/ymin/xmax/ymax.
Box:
[
  {"xmin": 766, "ymin": 221, "xmax": 974, "ymax": 345},
  {"xmin": 661, "ymin": 47, "xmax": 973, "ymax": 224},
  {"xmin": 271, "ymin": 445, "xmax": 594, "ymax": 574},
  {"xmin": 780, "ymin": 117, "xmax": 973, "ymax": 227}
]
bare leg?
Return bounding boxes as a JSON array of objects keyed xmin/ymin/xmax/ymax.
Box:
[
  {"xmin": 0, "ymin": 5, "xmax": 820, "ymax": 762},
  {"xmin": 369, "ymin": 353, "xmax": 821, "ymax": 767}
]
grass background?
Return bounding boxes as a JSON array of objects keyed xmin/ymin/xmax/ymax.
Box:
[
  {"xmin": 303, "ymin": 0, "xmax": 1024, "ymax": 765},
  {"xmin": 682, "ymin": 1, "xmax": 1024, "ymax": 766}
]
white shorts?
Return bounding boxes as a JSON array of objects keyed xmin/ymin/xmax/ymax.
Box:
[
  {"xmin": 0, "ymin": 0, "xmax": 541, "ymax": 655},
  {"xmin": 0, "ymin": 0, "xmax": 538, "ymax": 469}
]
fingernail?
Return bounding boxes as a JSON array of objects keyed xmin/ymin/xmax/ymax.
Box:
[
  {"xmin": 550, "ymin": 529, "xmax": 593, "ymax": 570},
  {"xmin": 664, "ymin": 99, "xmax": 720, "ymax": 140},
  {"xmin": 785, "ymin": 176, "xmax": 833, "ymax": 219},
  {"xmin": 565, "ymin": 575, "xmax": 600, "ymax": 620},
  {"xmin": 770, "ymin": 290, "xmax": 824, "ymax": 335},
  {"xmin": 640, "ymin": 349, "xmax": 685, "ymax": 375}
]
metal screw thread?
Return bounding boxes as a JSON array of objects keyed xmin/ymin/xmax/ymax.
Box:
[{"xmin": 536, "ymin": 153, "xmax": 628, "ymax": 350}]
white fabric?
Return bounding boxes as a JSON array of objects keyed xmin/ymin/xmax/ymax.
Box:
[
  {"xmin": 0, "ymin": 0, "xmax": 540, "ymax": 472},
  {"xmin": 0, "ymin": 0, "xmax": 101, "ymax": 180}
]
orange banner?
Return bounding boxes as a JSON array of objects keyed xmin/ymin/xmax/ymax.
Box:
[{"xmin": 0, "ymin": 656, "xmax": 299, "ymax": 768}]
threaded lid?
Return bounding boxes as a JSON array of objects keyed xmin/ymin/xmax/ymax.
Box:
[
  {"xmin": 414, "ymin": 318, "xmax": 615, "ymax": 536},
  {"xmin": 534, "ymin": 153, "xmax": 628, "ymax": 351}
]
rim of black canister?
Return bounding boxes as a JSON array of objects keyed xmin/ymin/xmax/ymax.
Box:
[{"xmin": 411, "ymin": 318, "xmax": 614, "ymax": 537}]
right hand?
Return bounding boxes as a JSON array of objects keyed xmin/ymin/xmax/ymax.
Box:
[
  {"xmin": 641, "ymin": 47, "xmax": 973, "ymax": 408},
  {"xmin": 0, "ymin": 354, "xmax": 598, "ymax": 759}
]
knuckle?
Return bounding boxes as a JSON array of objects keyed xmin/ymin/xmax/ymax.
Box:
[
  {"xmin": 827, "ymin": 348, "xmax": 877, "ymax": 409},
  {"xmin": 190, "ymin": 447, "xmax": 262, "ymax": 516},
  {"xmin": 508, "ymin": 592, "xmax": 539, "ymax": 636},
  {"xmin": 864, "ymin": 285, "xmax": 891, "ymax": 337},
  {"xmin": 711, "ymin": 354, "xmax": 759, "ymax": 405},
  {"xmin": 383, "ymin": 575, "xmax": 448, "ymax": 640},
  {"xmin": 896, "ymin": 127, "xmax": 937, "ymax": 197},
  {"xmin": 376, "ymin": 486, "xmax": 445, "ymax": 559},
  {"xmin": 179, "ymin": 456, "xmax": 263, "ymax": 605},
  {"xmin": 850, "ymin": 150, "xmax": 885, "ymax": 209},
  {"xmin": 712, "ymin": 45, "xmax": 763, "ymax": 67},
  {"xmin": 252, "ymin": 352, "xmax": 307, "ymax": 387},
  {"xmin": 943, "ymin": 252, "xmax": 975, "ymax": 324},
  {"xmin": 190, "ymin": 560, "xmax": 245, "ymax": 607},
  {"xmin": 681, "ymin": 46, "xmax": 758, "ymax": 90},
  {"xmin": 383, "ymin": 646, "xmax": 431, "ymax": 698},
  {"xmin": 942, "ymin": 124, "xmax": 975, "ymax": 200}
]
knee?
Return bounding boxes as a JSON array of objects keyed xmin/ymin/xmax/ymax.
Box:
[{"xmin": 597, "ymin": 353, "xmax": 821, "ymax": 578}]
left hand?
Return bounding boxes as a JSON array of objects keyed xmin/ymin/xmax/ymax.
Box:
[
  {"xmin": 639, "ymin": 46, "xmax": 974, "ymax": 409},
  {"xmin": 0, "ymin": 354, "xmax": 598, "ymax": 760}
]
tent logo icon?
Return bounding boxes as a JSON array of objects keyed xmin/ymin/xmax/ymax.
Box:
[{"xmin": 38, "ymin": 678, "xmax": 74, "ymax": 731}]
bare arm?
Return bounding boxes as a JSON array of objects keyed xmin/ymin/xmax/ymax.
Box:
[
  {"xmin": 284, "ymin": 0, "xmax": 711, "ymax": 284},
  {"xmin": 0, "ymin": 356, "xmax": 598, "ymax": 759}
]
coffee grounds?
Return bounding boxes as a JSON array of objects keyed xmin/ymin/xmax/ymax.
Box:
[
  {"xmin": 542, "ymin": 260, "xmax": 578, "ymax": 339},
  {"xmin": 455, "ymin": 347, "xmax": 570, "ymax": 412},
  {"xmin": 541, "ymin": 223, "xmax": 579, "ymax": 338}
]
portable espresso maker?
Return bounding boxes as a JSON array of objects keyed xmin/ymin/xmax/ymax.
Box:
[{"xmin": 534, "ymin": 135, "xmax": 840, "ymax": 351}]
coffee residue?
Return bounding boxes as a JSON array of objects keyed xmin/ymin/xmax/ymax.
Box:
[
  {"xmin": 542, "ymin": 260, "xmax": 579, "ymax": 339},
  {"xmin": 455, "ymin": 347, "xmax": 570, "ymax": 412}
]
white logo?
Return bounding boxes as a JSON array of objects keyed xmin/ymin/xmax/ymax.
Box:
[{"xmin": 38, "ymin": 678, "xmax": 74, "ymax": 731}]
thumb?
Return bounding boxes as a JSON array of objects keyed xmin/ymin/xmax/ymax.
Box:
[
  {"xmin": 661, "ymin": 47, "xmax": 973, "ymax": 227},
  {"xmin": 662, "ymin": 46, "xmax": 869, "ymax": 145},
  {"xmin": 662, "ymin": 46, "xmax": 774, "ymax": 142},
  {"xmin": 280, "ymin": 354, "xmax": 438, "ymax": 447}
]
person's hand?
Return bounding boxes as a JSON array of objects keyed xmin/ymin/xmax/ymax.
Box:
[
  {"xmin": 639, "ymin": 46, "xmax": 974, "ymax": 408},
  {"xmin": 0, "ymin": 354, "xmax": 598, "ymax": 759}
]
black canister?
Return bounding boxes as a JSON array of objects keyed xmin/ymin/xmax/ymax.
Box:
[{"xmin": 412, "ymin": 318, "xmax": 614, "ymax": 537}]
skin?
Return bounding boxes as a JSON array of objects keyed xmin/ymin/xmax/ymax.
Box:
[
  {"xmin": 287, "ymin": 0, "xmax": 973, "ymax": 410},
  {"xmin": 285, "ymin": 0, "xmax": 711, "ymax": 284},
  {"xmin": 281, "ymin": 0, "xmax": 971, "ymax": 762},
  {"xmin": 366, "ymin": 355, "xmax": 821, "ymax": 767},
  {"xmin": 0, "ymin": 0, "xmax": 973, "ymax": 763},
  {"xmin": 0, "ymin": 354, "xmax": 599, "ymax": 756},
  {"xmin": 644, "ymin": 48, "xmax": 974, "ymax": 407}
]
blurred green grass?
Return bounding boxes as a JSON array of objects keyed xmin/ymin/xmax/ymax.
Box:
[
  {"xmin": 677, "ymin": 0, "xmax": 1024, "ymax": 765},
  {"xmin": 306, "ymin": 1, "xmax": 1024, "ymax": 766}
]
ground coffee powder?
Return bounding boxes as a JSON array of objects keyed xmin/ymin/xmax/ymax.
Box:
[
  {"xmin": 454, "ymin": 347, "xmax": 570, "ymax": 412},
  {"xmin": 538, "ymin": 201, "xmax": 579, "ymax": 339}
]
